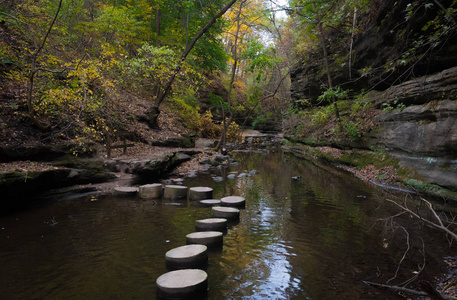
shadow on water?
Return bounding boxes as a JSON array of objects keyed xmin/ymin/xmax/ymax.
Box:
[{"xmin": 0, "ymin": 149, "xmax": 455, "ymax": 299}]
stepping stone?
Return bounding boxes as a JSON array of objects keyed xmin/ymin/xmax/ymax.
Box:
[
  {"xmin": 189, "ymin": 187, "xmax": 213, "ymax": 201},
  {"xmin": 199, "ymin": 199, "xmax": 221, "ymax": 206},
  {"xmin": 163, "ymin": 185, "xmax": 188, "ymax": 200},
  {"xmin": 211, "ymin": 206, "xmax": 240, "ymax": 220},
  {"xmin": 165, "ymin": 245, "xmax": 208, "ymax": 270},
  {"xmin": 138, "ymin": 183, "xmax": 163, "ymax": 199},
  {"xmin": 156, "ymin": 269, "xmax": 208, "ymax": 298},
  {"xmin": 195, "ymin": 218, "xmax": 227, "ymax": 232},
  {"xmin": 113, "ymin": 186, "xmax": 138, "ymax": 197},
  {"xmin": 221, "ymin": 196, "xmax": 245, "ymax": 208},
  {"xmin": 186, "ymin": 231, "xmax": 223, "ymax": 247}
]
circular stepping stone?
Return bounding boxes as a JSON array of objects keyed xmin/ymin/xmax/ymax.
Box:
[
  {"xmin": 195, "ymin": 218, "xmax": 227, "ymax": 232},
  {"xmin": 221, "ymin": 196, "xmax": 245, "ymax": 208},
  {"xmin": 114, "ymin": 186, "xmax": 138, "ymax": 197},
  {"xmin": 163, "ymin": 185, "xmax": 188, "ymax": 200},
  {"xmin": 165, "ymin": 245, "xmax": 208, "ymax": 270},
  {"xmin": 189, "ymin": 187, "xmax": 213, "ymax": 201},
  {"xmin": 138, "ymin": 183, "xmax": 162, "ymax": 199},
  {"xmin": 156, "ymin": 269, "xmax": 208, "ymax": 298},
  {"xmin": 186, "ymin": 231, "xmax": 223, "ymax": 247},
  {"xmin": 199, "ymin": 199, "xmax": 221, "ymax": 206},
  {"xmin": 211, "ymin": 206, "xmax": 240, "ymax": 220}
]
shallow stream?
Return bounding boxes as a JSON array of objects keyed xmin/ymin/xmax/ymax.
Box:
[{"xmin": 0, "ymin": 149, "xmax": 454, "ymax": 299}]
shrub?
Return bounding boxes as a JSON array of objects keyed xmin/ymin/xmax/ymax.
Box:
[
  {"xmin": 169, "ymin": 96, "xmax": 201, "ymax": 131},
  {"xmin": 226, "ymin": 120, "xmax": 240, "ymax": 142},
  {"xmin": 200, "ymin": 111, "xmax": 221, "ymax": 138},
  {"xmin": 311, "ymin": 110, "xmax": 329, "ymax": 126},
  {"xmin": 344, "ymin": 121, "xmax": 361, "ymax": 141}
]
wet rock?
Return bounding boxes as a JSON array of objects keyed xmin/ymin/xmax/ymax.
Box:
[
  {"xmin": 187, "ymin": 172, "xmax": 197, "ymax": 178},
  {"xmin": 0, "ymin": 165, "xmax": 115, "ymax": 208},
  {"xmin": 151, "ymin": 134, "xmax": 196, "ymax": 148},
  {"xmin": 213, "ymin": 154, "xmax": 226, "ymax": 162},
  {"xmin": 0, "ymin": 143, "xmax": 94, "ymax": 163},
  {"xmin": 131, "ymin": 151, "xmax": 192, "ymax": 183},
  {"xmin": 172, "ymin": 178, "xmax": 184, "ymax": 184},
  {"xmin": 199, "ymin": 158, "xmax": 211, "ymax": 165}
]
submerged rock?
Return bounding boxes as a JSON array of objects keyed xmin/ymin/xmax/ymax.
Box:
[{"xmin": 212, "ymin": 176, "xmax": 224, "ymax": 182}]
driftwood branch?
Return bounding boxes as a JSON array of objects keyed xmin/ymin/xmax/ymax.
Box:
[
  {"xmin": 365, "ymin": 280, "xmax": 456, "ymax": 300},
  {"xmin": 386, "ymin": 226, "xmax": 410, "ymax": 285},
  {"xmin": 363, "ymin": 280, "xmax": 428, "ymax": 297},
  {"xmin": 385, "ymin": 197, "xmax": 457, "ymax": 242}
]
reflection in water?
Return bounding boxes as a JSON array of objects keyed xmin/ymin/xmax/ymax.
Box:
[{"xmin": 0, "ymin": 149, "xmax": 454, "ymax": 299}]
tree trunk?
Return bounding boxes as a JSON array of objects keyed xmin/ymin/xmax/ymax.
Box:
[
  {"xmin": 148, "ymin": 106, "xmax": 160, "ymax": 128},
  {"xmin": 147, "ymin": 0, "xmax": 238, "ymax": 128},
  {"xmin": 216, "ymin": 0, "xmax": 245, "ymax": 151},
  {"xmin": 156, "ymin": 7, "xmax": 161, "ymax": 44},
  {"xmin": 314, "ymin": 2, "xmax": 341, "ymax": 125},
  {"xmin": 349, "ymin": 5, "xmax": 357, "ymax": 80},
  {"xmin": 27, "ymin": 0, "xmax": 62, "ymax": 131}
]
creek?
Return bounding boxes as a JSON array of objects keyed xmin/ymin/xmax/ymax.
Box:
[{"xmin": 0, "ymin": 149, "xmax": 454, "ymax": 299}]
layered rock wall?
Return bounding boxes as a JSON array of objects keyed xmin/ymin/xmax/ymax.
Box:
[{"xmin": 372, "ymin": 67, "xmax": 457, "ymax": 157}]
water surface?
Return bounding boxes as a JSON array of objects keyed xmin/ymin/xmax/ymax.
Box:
[{"xmin": 0, "ymin": 150, "xmax": 453, "ymax": 299}]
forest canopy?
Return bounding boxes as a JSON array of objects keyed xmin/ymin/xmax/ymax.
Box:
[
  {"xmin": 0, "ymin": 0, "xmax": 291, "ymax": 147},
  {"xmin": 1, "ymin": 0, "xmax": 456, "ymax": 148}
]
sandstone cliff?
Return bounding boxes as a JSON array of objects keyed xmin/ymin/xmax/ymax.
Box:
[{"xmin": 288, "ymin": 0, "xmax": 457, "ymax": 198}]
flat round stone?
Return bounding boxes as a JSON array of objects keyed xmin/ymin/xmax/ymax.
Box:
[
  {"xmin": 189, "ymin": 187, "xmax": 213, "ymax": 201},
  {"xmin": 156, "ymin": 269, "xmax": 208, "ymax": 298},
  {"xmin": 211, "ymin": 206, "xmax": 240, "ymax": 219},
  {"xmin": 163, "ymin": 185, "xmax": 188, "ymax": 200},
  {"xmin": 186, "ymin": 231, "xmax": 223, "ymax": 246},
  {"xmin": 165, "ymin": 245, "xmax": 208, "ymax": 270},
  {"xmin": 195, "ymin": 218, "xmax": 227, "ymax": 232},
  {"xmin": 114, "ymin": 186, "xmax": 138, "ymax": 197},
  {"xmin": 138, "ymin": 183, "xmax": 162, "ymax": 199},
  {"xmin": 221, "ymin": 196, "xmax": 245, "ymax": 207},
  {"xmin": 199, "ymin": 199, "xmax": 221, "ymax": 206}
]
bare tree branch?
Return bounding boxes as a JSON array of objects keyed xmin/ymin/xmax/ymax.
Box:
[
  {"xmin": 386, "ymin": 226, "xmax": 410, "ymax": 285},
  {"xmin": 385, "ymin": 197, "xmax": 457, "ymax": 242}
]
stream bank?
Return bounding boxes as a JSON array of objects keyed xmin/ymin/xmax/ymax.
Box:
[
  {"xmin": 282, "ymin": 143, "xmax": 457, "ymax": 204},
  {"xmin": 0, "ymin": 138, "xmax": 205, "ymax": 214},
  {"xmin": 0, "ymin": 134, "xmax": 283, "ymax": 214}
]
